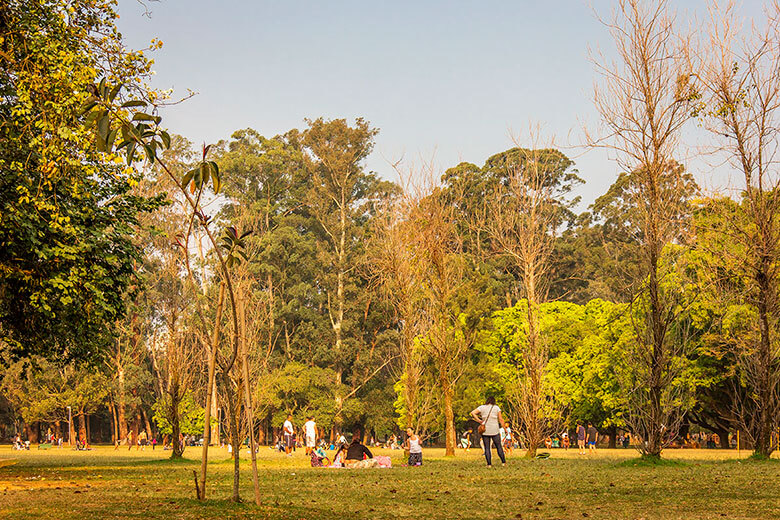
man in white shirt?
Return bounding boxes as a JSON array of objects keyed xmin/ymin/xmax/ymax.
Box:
[
  {"xmin": 303, "ymin": 416, "xmax": 317, "ymax": 455},
  {"xmin": 283, "ymin": 414, "xmax": 294, "ymax": 456}
]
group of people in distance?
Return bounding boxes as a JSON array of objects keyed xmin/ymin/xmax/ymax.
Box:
[{"xmin": 278, "ymin": 397, "xmax": 622, "ymax": 470}]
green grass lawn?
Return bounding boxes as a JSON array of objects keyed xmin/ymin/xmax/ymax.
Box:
[{"xmin": 1, "ymin": 444, "xmax": 779, "ymax": 519}]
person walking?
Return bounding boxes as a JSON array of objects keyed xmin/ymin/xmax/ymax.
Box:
[
  {"xmin": 576, "ymin": 422, "xmax": 586, "ymax": 455},
  {"xmin": 470, "ymin": 396, "xmax": 507, "ymax": 467},
  {"xmin": 587, "ymin": 422, "xmax": 599, "ymax": 453},
  {"xmin": 303, "ymin": 416, "xmax": 317, "ymax": 456},
  {"xmin": 283, "ymin": 414, "xmax": 295, "ymax": 456}
]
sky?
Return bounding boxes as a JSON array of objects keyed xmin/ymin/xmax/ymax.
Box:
[{"xmin": 116, "ymin": 0, "xmax": 765, "ymax": 207}]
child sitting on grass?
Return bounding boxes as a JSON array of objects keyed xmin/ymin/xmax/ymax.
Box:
[{"xmin": 330, "ymin": 444, "xmax": 348, "ymax": 468}]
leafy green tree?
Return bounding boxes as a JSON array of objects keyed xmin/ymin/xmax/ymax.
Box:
[
  {"xmin": 152, "ymin": 392, "xmax": 205, "ymax": 438},
  {"xmin": 0, "ymin": 0, "xmax": 164, "ymax": 360},
  {"xmin": 302, "ymin": 118, "xmax": 398, "ymax": 435}
]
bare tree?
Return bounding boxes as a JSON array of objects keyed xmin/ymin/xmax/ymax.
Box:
[
  {"xmin": 405, "ymin": 165, "xmax": 473, "ymax": 456},
  {"xmin": 698, "ymin": 0, "xmax": 780, "ymax": 458},
  {"xmin": 487, "ymin": 136, "xmax": 578, "ymax": 457},
  {"xmin": 589, "ymin": 0, "xmax": 696, "ymax": 459},
  {"xmin": 367, "ymin": 173, "xmax": 438, "ymax": 438}
]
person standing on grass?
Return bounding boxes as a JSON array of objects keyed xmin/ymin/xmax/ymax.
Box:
[
  {"xmin": 405, "ymin": 428, "xmax": 423, "ymax": 466},
  {"xmin": 503, "ymin": 422, "xmax": 514, "ymax": 455},
  {"xmin": 470, "ymin": 396, "xmax": 507, "ymax": 467},
  {"xmin": 304, "ymin": 416, "xmax": 317, "ymax": 456},
  {"xmin": 283, "ymin": 414, "xmax": 295, "ymax": 456},
  {"xmin": 576, "ymin": 421, "xmax": 586, "ymax": 455},
  {"xmin": 587, "ymin": 422, "xmax": 598, "ymax": 453}
]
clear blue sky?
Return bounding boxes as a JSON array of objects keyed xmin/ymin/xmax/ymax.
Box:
[{"xmin": 116, "ymin": 0, "xmax": 763, "ymax": 206}]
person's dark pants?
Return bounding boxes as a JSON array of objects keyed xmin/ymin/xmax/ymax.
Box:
[{"xmin": 482, "ymin": 434, "xmax": 506, "ymax": 466}]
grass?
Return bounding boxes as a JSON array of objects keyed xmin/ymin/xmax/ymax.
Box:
[{"xmin": 1, "ymin": 445, "xmax": 779, "ymax": 519}]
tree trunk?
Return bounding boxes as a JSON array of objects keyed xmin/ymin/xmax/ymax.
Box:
[
  {"xmin": 26, "ymin": 422, "xmax": 39, "ymax": 443},
  {"xmin": 645, "ymin": 235, "xmax": 665, "ymax": 460},
  {"xmin": 753, "ymin": 260, "xmax": 774, "ymax": 458},
  {"xmin": 110, "ymin": 403, "xmax": 118, "ymax": 444},
  {"xmin": 117, "ymin": 365, "xmax": 128, "ymax": 441},
  {"xmin": 77, "ymin": 412, "xmax": 86, "ymax": 443},
  {"xmin": 716, "ymin": 428, "xmax": 730, "ymax": 449},
  {"xmin": 440, "ymin": 373, "xmax": 456, "ymax": 457},
  {"xmin": 222, "ymin": 371, "xmax": 241, "ymax": 503},
  {"xmin": 608, "ymin": 425, "xmax": 617, "ymax": 449},
  {"xmin": 239, "ymin": 287, "xmax": 262, "ymax": 505},
  {"xmin": 198, "ymin": 281, "xmax": 225, "ymax": 499},
  {"xmin": 170, "ymin": 391, "xmax": 184, "ymax": 459},
  {"xmin": 141, "ymin": 408, "xmax": 153, "ymax": 439}
]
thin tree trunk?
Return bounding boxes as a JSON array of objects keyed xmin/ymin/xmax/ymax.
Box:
[
  {"xmin": 222, "ymin": 371, "xmax": 241, "ymax": 503},
  {"xmin": 198, "ymin": 281, "xmax": 225, "ymax": 500},
  {"xmin": 440, "ymin": 371, "xmax": 456, "ymax": 457},
  {"xmin": 239, "ymin": 288, "xmax": 262, "ymax": 505},
  {"xmin": 117, "ymin": 364, "xmax": 128, "ymax": 441}
]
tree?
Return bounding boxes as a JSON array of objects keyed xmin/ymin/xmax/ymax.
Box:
[
  {"xmin": 486, "ymin": 141, "xmax": 582, "ymax": 457},
  {"xmin": 589, "ymin": 0, "xmax": 697, "ymax": 460},
  {"xmin": 302, "ymin": 118, "xmax": 395, "ymax": 435},
  {"xmin": 410, "ymin": 179, "xmax": 473, "ymax": 457},
  {"xmin": 368, "ymin": 186, "xmax": 438, "ymax": 437},
  {"xmin": 697, "ymin": 1, "xmax": 780, "ymax": 458},
  {"xmin": 152, "ymin": 392, "xmax": 205, "ymax": 438},
  {"xmin": 0, "ymin": 0, "xmax": 163, "ymax": 360}
]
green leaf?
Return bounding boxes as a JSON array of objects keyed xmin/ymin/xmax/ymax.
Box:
[
  {"xmin": 160, "ymin": 131, "xmax": 171, "ymax": 149},
  {"xmin": 106, "ymin": 128, "xmax": 119, "ymax": 151},
  {"xmin": 182, "ymin": 168, "xmax": 197, "ymax": 189},
  {"xmin": 132, "ymin": 113, "xmax": 155, "ymax": 122},
  {"xmin": 143, "ymin": 143, "xmax": 155, "ymax": 164},
  {"xmin": 121, "ymin": 100, "xmax": 147, "ymax": 108},
  {"xmin": 121, "ymin": 123, "xmax": 131, "ymax": 144},
  {"xmin": 97, "ymin": 113, "xmax": 109, "ymax": 141},
  {"xmin": 109, "ymin": 83, "xmax": 122, "ymax": 102},
  {"xmin": 78, "ymin": 100, "xmax": 97, "ymax": 117},
  {"xmin": 206, "ymin": 161, "xmax": 221, "ymax": 193},
  {"xmin": 126, "ymin": 143, "xmax": 137, "ymax": 164}
]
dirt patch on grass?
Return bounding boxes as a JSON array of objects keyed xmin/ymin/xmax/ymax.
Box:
[{"xmin": 0, "ymin": 477, "xmax": 98, "ymax": 492}]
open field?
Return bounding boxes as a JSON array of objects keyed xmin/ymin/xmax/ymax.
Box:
[{"xmin": 1, "ymin": 445, "xmax": 779, "ymax": 519}]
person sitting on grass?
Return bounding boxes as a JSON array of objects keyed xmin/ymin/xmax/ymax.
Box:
[
  {"xmin": 331, "ymin": 444, "xmax": 348, "ymax": 468},
  {"xmin": 345, "ymin": 432, "xmax": 379, "ymax": 468},
  {"xmin": 310, "ymin": 447, "xmax": 330, "ymax": 467},
  {"xmin": 405, "ymin": 428, "xmax": 423, "ymax": 466}
]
